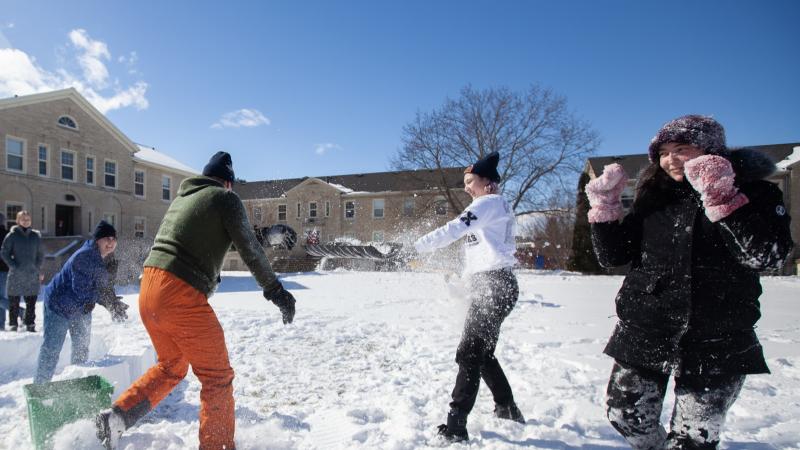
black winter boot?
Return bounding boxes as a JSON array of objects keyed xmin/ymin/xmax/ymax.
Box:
[
  {"xmin": 436, "ymin": 409, "xmax": 469, "ymax": 443},
  {"xmin": 494, "ymin": 402, "xmax": 525, "ymax": 424}
]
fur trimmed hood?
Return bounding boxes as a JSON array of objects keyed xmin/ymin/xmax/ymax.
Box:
[
  {"xmin": 728, "ymin": 147, "xmax": 777, "ymax": 183},
  {"xmin": 9, "ymin": 225, "xmax": 41, "ymax": 236}
]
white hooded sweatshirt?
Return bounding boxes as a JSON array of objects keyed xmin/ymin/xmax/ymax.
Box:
[{"xmin": 414, "ymin": 194, "xmax": 517, "ymax": 275}]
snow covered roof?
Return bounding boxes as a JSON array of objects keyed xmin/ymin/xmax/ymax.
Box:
[
  {"xmin": 327, "ymin": 182, "xmax": 354, "ymax": 193},
  {"xmin": 134, "ymin": 145, "xmax": 199, "ymax": 175},
  {"xmin": 776, "ymin": 146, "xmax": 800, "ymax": 170}
]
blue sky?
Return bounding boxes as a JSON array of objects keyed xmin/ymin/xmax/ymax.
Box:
[{"xmin": 1, "ymin": 0, "xmax": 798, "ymax": 182}]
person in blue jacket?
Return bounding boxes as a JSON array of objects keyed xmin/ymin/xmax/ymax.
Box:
[{"xmin": 34, "ymin": 220, "xmax": 129, "ymax": 384}]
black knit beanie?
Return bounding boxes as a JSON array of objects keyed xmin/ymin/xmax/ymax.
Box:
[
  {"xmin": 202, "ymin": 151, "xmax": 235, "ymax": 182},
  {"xmin": 465, "ymin": 151, "xmax": 501, "ymax": 182},
  {"xmin": 648, "ymin": 115, "xmax": 727, "ymax": 162},
  {"xmin": 93, "ymin": 220, "xmax": 117, "ymax": 240}
]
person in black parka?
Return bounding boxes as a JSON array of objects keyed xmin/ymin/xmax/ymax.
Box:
[
  {"xmin": 1, "ymin": 210, "xmax": 44, "ymax": 332},
  {"xmin": 587, "ymin": 115, "xmax": 793, "ymax": 450},
  {"xmin": 0, "ymin": 213, "xmax": 8, "ymax": 330}
]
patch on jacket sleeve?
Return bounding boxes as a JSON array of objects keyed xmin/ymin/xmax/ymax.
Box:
[
  {"xmin": 460, "ymin": 211, "xmax": 478, "ymax": 226},
  {"xmin": 775, "ymin": 205, "xmax": 786, "ymax": 216}
]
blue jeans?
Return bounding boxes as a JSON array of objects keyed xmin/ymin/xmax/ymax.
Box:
[
  {"xmin": 0, "ymin": 271, "xmax": 6, "ymax": 326},
  {"xmin": 34, "ymin": 301, "xmax": 92, "ymax": 384}
]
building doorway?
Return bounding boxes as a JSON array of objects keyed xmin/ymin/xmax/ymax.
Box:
[{"xmin": 55, "ymin": 204, "xmax": 78, "ymax": 236}]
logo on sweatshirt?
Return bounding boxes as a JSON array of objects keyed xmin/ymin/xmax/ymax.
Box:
[
  {"xmin": 776, "ymin": 205, "xmax": 786, "ymax": 216},
  {"xmin": 460, "ymin": 211, "xmax": 478, "ymax": 226}
]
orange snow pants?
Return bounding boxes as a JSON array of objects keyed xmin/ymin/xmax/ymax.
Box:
[{"xmin": 114, "ymin": 267, "xmax": 235, "ymax": 450}]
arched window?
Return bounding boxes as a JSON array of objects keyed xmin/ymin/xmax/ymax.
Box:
[{"xmin": 57, "ymin": 115, "xmax": 78, "ymax": 130}]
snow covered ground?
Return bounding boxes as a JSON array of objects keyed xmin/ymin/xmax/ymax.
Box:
[{"xmin": 1, "ymin": 270, "xmax": 798, "ymax": 449}]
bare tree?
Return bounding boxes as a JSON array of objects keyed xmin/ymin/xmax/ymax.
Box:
[
  {"xmin": 393, "ymin": 84, "xmax": 600, "ymax": 215},
  {"xmin": 517, "ymin": 185, "xmax": 576, "ymax": 269}
]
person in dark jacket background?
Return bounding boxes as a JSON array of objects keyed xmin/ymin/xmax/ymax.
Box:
[
  {"xmin": 586, "ymin": 115, "xmax": 793, "ymax": 450},
  {"xmin": 0, "ymin": 213, "xmax": 8, "ymax": 330},
  {"xmin": 33, "ymin": 220, "xmax": 128, "ymax": 384},
  {"xmin": 1, "ymin": 210, "xmax": 44, "ymax": 332}
]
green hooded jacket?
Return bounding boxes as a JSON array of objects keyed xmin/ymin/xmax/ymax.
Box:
[{"xmin": 144, "ymin": 176, "xmax": 277, "ymax": 295}]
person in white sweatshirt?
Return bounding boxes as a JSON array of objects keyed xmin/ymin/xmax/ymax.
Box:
[{"xmin": 414, "ymin": 151, "xmax": 524, "ymax": 443}]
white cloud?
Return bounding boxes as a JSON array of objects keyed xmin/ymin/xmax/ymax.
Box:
[
  {"xmin": 0, "ymin": 29, "xmax": 148, "ymax": 114},
  {"xmin": 118, "ymin": 51, "xmax": 139, "ymax": 75},
  {"xmin": 69, "ymin": 29, "xmax": 110, "ymax": 88},
  {"xmin": 211, "ymin": 109, "xmax": 270, "ymax": 129},
  {"xmin": 314, "ymin": 143, "xmax": 341, "ymax": 155}
]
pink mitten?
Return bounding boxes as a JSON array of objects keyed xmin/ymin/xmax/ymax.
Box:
[
  {"xmin": 684, "ymin": 155, "xmax": 749, "ymax": 222},
  {"xmin": 586, "ymin": 163, "xmax": 628, "ymax": 223}
]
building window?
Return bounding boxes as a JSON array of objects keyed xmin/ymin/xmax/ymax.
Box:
[
  {"xmin": 6, "ymin": 136, "xmax": 24, "ymax": 172},
  {"xmin": 134, "ymin": 170, "xmax": 145, "ymax": 198},
  {"xmin": 6, "ymin": 203, "xmax": 24, "ymax": 229},
  {"xmin": 309, "ymin": 202, "xmax": 317, "ymax": 218},
  {"xmin": 325, "ymin": 201, "xmax": 331, "ymax": 217},
  {"xmin": 253, "ymin": 206, "xmax": 262, "ymax": 223},
  {"xmin": 296, "ymin": 203, "xmax": 301, "ymax": 218},
  {"xmin": 278, "ymin": 204, "xmax": 287, "ymax": 221},
  {"xmin": 403, "ymin": 198, "xmax": 415, "ymax": 217},
  {"xmin": 38, "ymin": 145, "xmax": 48, "ymax": 176},
  {"xmin": 86, "ymin": 156, "xmax": 95, "ymax": 185},
  {"xmin": 40, "ymin": 205, "xmax": 47, "ymax": 232},
  {"xmin": 61, "ymin": 150, "xmax": 76, "ymax": 181},
  {"xmin": 435, "ymin": 197, "xmax": 448, "ymax": 216},
  {"xmin": 372, "ymin": 231, "xmax": 384, "ymax": 242},
  {"xmin": 57, "ymin": 115, "xmax": 78, "ymax": 130},
  {"xmin": 103, "ymin": 213, "xmax": 116, "ymax": 227},
  {"xmin": 372, "ymin": 199, "xmax": 385, "ymax": 219},
  {"xmin": 104, "ymin": 161, "xmax": 117, "ymax": 188},
  {"xmin": 162, "ymin": 175, "xmax": 171, "ymax": 201},
  {"xmin": 345, "ymin": 201, "xmax": 355, "ymax": 219},
  {"xmin": 134, "ymin": 217, "xmax": 146, "ymax": 238}
]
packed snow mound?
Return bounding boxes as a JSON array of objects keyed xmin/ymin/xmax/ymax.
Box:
[{"xmin": 0, "ymin": 272, "xmax": 798, "ymax": 449}]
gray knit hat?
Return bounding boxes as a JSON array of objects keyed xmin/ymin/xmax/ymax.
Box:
[{"xmin": 648, "ymin": 115, "xmax": 727, "ymax": 162}]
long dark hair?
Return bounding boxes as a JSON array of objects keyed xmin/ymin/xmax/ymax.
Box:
[{"xmin": 631, "ymin": 163, "xmax": 682, "ymax": 216}]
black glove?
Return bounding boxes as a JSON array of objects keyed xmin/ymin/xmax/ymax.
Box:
[
  {"xmin": 107, "ymin": 296, "xmax": 129, "ymax": 322},
  {"xmin": 97, "ymin": 291, "xmax": 129, "ymax": 322},
  {"xmin": 83, "ymin": 302, "xmax": 96, "ymax": 314},
  {"xmin": 263, "ymin": 282, "xmax": 296, "ymax": 324}
]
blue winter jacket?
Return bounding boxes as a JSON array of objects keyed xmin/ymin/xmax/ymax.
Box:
[{"xmin": 45, "ymin": 240, "xmax": 113, "ymax": 319}]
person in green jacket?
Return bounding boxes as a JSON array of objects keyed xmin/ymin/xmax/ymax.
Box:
[{"xmin": 96, "ymin": 151, "xmax": 296, "ymax": 450}]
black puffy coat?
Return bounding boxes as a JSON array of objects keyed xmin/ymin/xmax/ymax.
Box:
[{"xmin": 592, "ymin": 150, "xmax": 793, "ymax": 376}]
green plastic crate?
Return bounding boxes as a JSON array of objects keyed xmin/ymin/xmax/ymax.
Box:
[{"xmin": 23, "ymin": 375, "xmax": 114, "ymax": 450}]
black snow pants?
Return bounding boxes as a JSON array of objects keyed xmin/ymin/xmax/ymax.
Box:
[
  {"xmin": 8, "ymin": 295, "xmax": 37, "ymax": 327},
  {"xmin": 449, "ymin": 268, "xmax": 518, "ymax": 415},
  {"xmin": 606, "ymin": 360, "xmax": 745, "ymax": 450}
]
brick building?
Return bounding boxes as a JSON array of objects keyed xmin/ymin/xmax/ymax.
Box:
[
  {"xmin": 226, "ymin": 169, "xmax": 471, "ymax": 270},
  {"xmin": 1, "ymin": 89, "xmax": 197, "ymax": 278}
]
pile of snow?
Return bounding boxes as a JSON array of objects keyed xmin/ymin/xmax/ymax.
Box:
[{"xmin": 1, "ymin": 271, "xmax": 798, "ymax": 449}]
